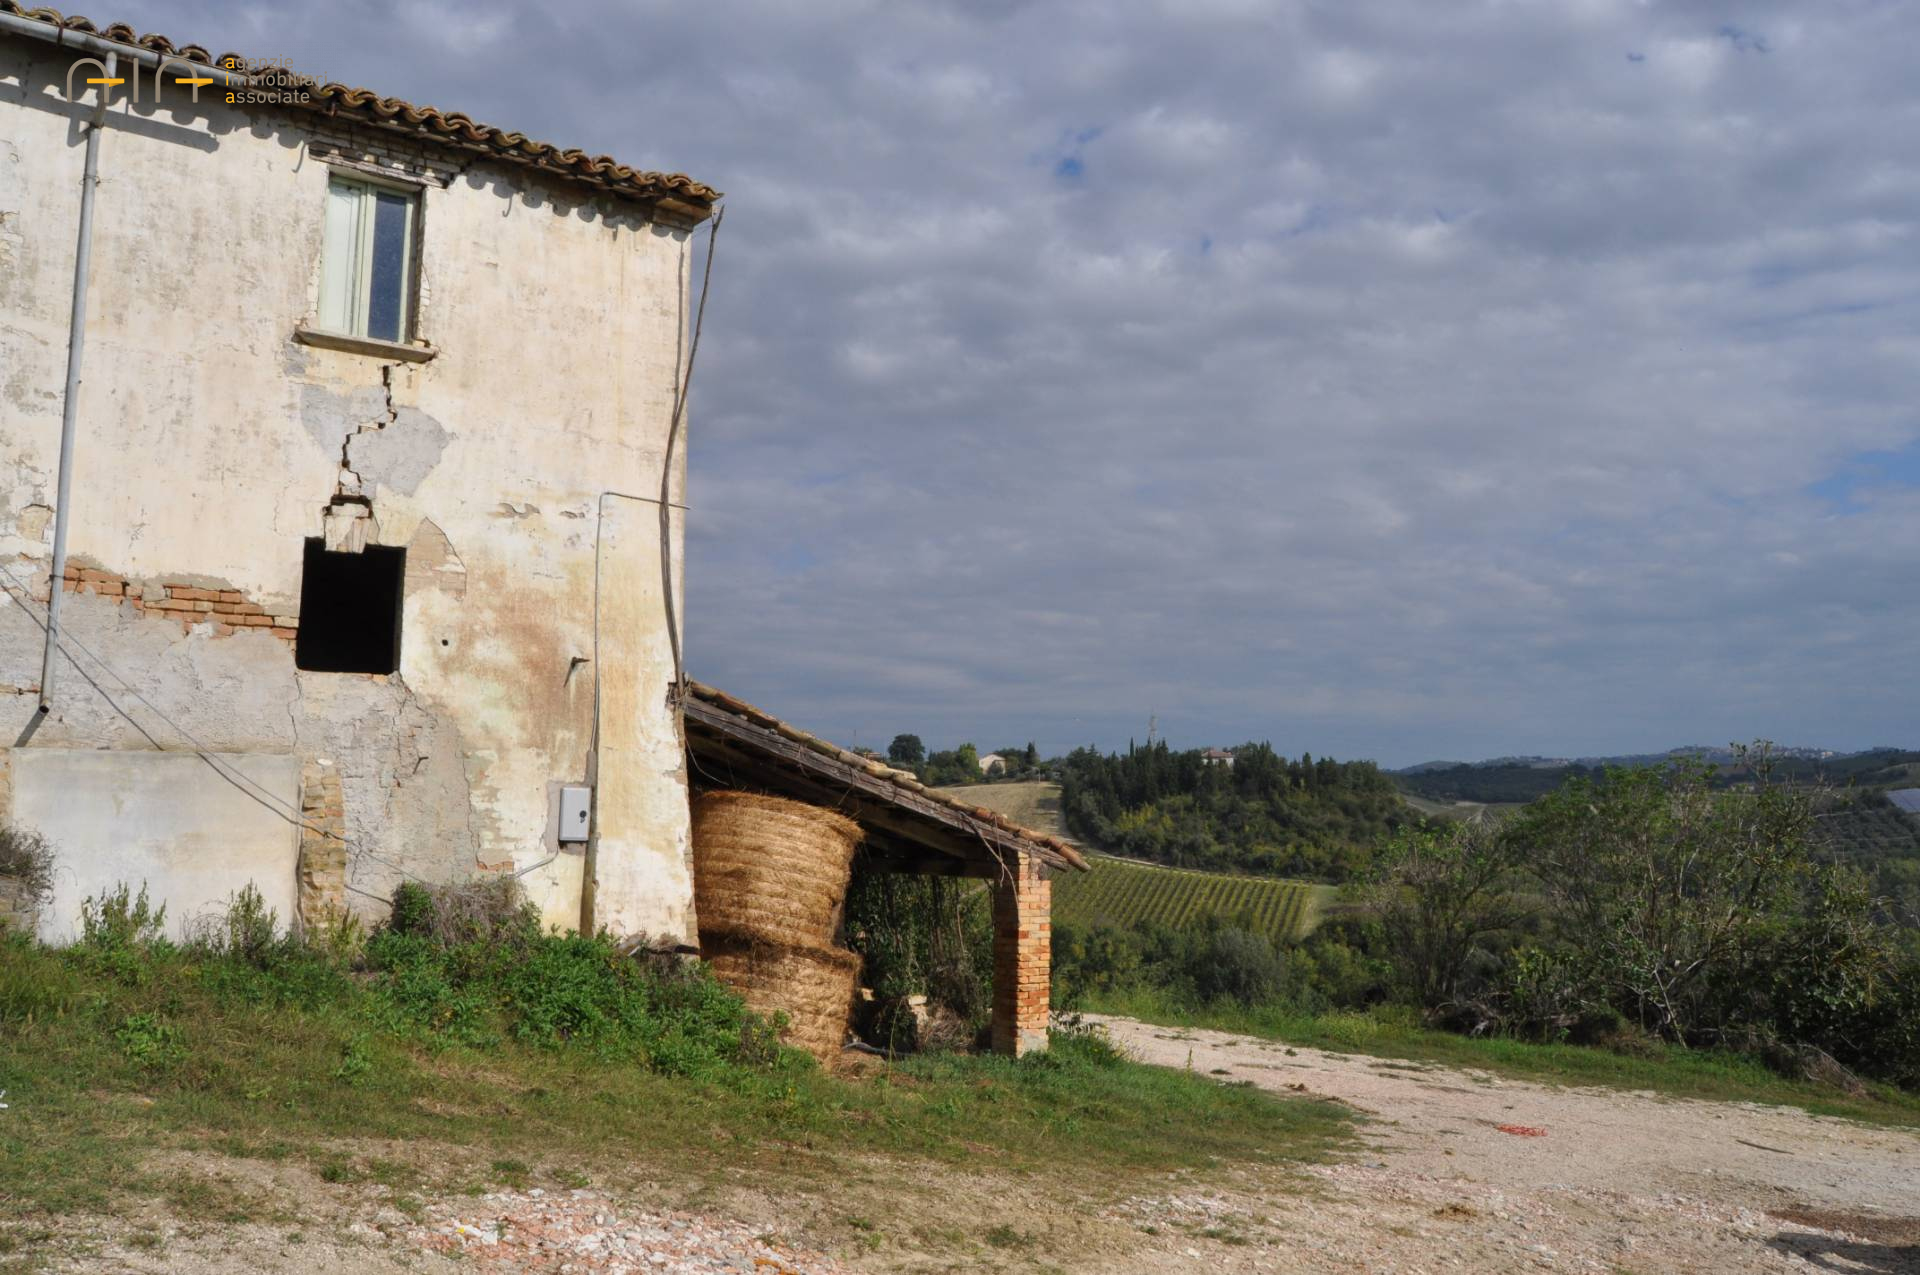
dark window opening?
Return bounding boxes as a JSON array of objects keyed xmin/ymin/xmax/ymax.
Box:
[{"xmin": 295, "ymin": 539, "xmax": 405, "ymax": 673}]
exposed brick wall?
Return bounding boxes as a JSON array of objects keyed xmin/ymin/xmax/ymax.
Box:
[
  {"xmin": 46, "ymin": 563, "xmax": 299, "ymax": 641},
  {"xmin": 991, "ymin": 853, "xmax": 1052, "ymax": 1057},
  {"xmin": 297, "ymin": 760, "xmax": 347, "ymax": 935},
  {"xmin": 305, "ymin": 122, "xmax": 469, "ymax": 186}
]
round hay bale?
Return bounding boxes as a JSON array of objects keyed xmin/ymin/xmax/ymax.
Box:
[
  {"xmin": 703, "ymin": 926, "xmax": 862, "ymax": 1064},
  {"xmin": 692, "ymin": 791, "xmax": 862, "ymax": 949}
]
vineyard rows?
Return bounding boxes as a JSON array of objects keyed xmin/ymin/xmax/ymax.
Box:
[{"xmin": 1053, "ymin": 855, "xmax": 1324, "ymax": 943}]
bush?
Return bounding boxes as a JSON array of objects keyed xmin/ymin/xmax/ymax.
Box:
[
  {"xmin": 0, "ymin": 822, "xmax": 54, "ymax": 910},
  {"xmin": 1190, "ymin": 927, "xmax": 1285, "ymax": 1006},
  {"xmin": 363, "ymin": 880, "xmax": 791, "ymax": 1077},
  {"xmin": 385, "ymin": 876, "xmax": 538, "ymax": 947},
  {"xmin": 76, "ymin": 884, "xmax": 169, "ymax": 982},
  {"xmin": 844, "ymin": 870, "xmax": 992, "ymax": 1040},
  {"xmin": 190, "ymin": 882, "xmax": 278, "ymax": 964},
  {"xmin": 387, "ymin": 880, "xmax": 435, "ymax": 937}
]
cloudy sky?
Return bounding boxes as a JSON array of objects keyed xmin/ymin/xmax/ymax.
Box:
[{"xmin": 120, "ymin": 0, "xmax": 1920, "ymax": 765}]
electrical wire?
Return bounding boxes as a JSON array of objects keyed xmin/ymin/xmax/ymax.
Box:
[
  {"xmin": 0, "ymin": 560, "xmax": 434, "ymax": 886},
  {"xmin": 659, "ymin": 204, "xmax": 724, "ymax": 696}
]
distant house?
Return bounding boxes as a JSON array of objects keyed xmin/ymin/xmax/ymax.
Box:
[
  {"xmin": 1202, "ymin": 748, "xmax": 1236, "ymax": 767},
  {"xmin": 978, "ymin": 752, "xmax": 1006, "ymax": 775}
]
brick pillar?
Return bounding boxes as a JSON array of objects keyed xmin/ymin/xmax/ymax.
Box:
[
  {"xmin": 297, "ymin": 761, "xmax": 348, "ymax": 936},
  {"xmin": 991, "ymin": 853, "xmax": 1051, "ymax": 1057}
]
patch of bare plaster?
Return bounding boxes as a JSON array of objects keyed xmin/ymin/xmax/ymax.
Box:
[
  {"xmin": 297, "ymin": 675, "xmax": 476, "ymax": 909},
  {"xmin": 0, "ymin": 210, "xmax": 20, "ymax": 274},
  {"xmin": 298, "ymin": 383, "xmax": 389, "ymax": 484},
  {"xmin": 281, "ymin": 340, "xmax": 311, "ymax": 379},
  {"xmin": 494, "ymin": 501, "xmax": 539, "ymax": 519},
  {"xmin": 15, "ymin": 503, "xmax": 51, "ymax": 542},
  {"xmin": 346, "ymin": 406, "xmax": 450, "ymax": 497},
  {"xmin": 0, "ymin": 141, "xmax": 22, "ymax": 273},
  {"xmin": 405, "ymin": 518, "xmax": 468, "ymax": 598}
]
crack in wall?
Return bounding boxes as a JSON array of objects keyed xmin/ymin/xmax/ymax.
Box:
[{"xmin": 335, "ymin": 364, "xmax": 402, "ymax": 498}]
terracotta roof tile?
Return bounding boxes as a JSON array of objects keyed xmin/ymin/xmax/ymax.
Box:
[{"xmin": 0, "ymin": 4, "xmax": 720, "ymax": 212}]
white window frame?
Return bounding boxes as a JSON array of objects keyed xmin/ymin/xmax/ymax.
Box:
[{"xmin": 317, "ymin": 172, "xmax": 420, "ymax": 342}]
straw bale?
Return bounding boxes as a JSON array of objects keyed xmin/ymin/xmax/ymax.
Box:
[
  {"xmin": 703, "ymin": 926, "xmax": 862, "ymax": 1064},
  {"xmin": 692, "ymin": 791, "xmax": 861, "ymax": 948}
]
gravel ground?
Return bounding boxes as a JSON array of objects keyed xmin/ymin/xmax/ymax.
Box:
[
  {"xmin": 25, "ymin": 1024, "xmax": 1920, "ymax": 1273},
  {"xmin": 403, "ymin": 1188, "xmax": 855, "ymax": 1274},
  {"xmin": 1092, "ymin": 1015, "xmax": 1920, "ymax": 1274}
]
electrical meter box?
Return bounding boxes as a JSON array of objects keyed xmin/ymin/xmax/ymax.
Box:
[{"xmin": 558, "ymin": 785, "xmax": 592, "ymax": 843}]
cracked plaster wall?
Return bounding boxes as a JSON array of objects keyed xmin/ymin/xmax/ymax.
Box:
[{"xmin": 0, "ymin": 37, "xmax": 697, "ymax": 942}]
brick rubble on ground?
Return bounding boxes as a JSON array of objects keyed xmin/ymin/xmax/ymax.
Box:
[{"xmin": 406, "ymin": 1188, "xmax": 857, "ymax": 1274}]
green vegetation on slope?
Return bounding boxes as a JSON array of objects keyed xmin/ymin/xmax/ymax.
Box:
[
  {"xmin": 0, "ymin": 885, "xmax": 1350, "ymax": 1229},
  {"xmin": 1058, "ymin": 754, "xmax": 1920, "ymax": 1096},
  {"xmin": 1058, "ymin": 741, "xmax": 1405, "ymax": 880},
  {"xmin": 1817, "ymin": 791, "xmax": 1920, "ymax": 925},
  {"xmin": 1055, "ymin": 855, "xmax": 1329, "ymax": 944}
]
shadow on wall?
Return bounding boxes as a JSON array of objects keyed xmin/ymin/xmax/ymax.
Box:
[{"xmin": 2, "ymin": 44, "xmax": 233, "ymax": 153}]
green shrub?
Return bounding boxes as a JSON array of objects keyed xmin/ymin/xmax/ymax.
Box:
[
  {"xmin": 0, "ymin": 822, "xmax": 54, "ymax": 910},
  {"xmin": 73, "ymin": 883, "xmax": 171, "ymax": 983},
  {"xmin": 0, "ymin": 932, "xmax": 82, "ymax": 1022},
  {"xmin": 333, "ymin": 1033, "xmax": 374, "ymax": 1085},
  {"xmin": 80, "ymin": 883, "xmax": 167, "ymax": 951},
  {"xmin": 306, "ymin": 904, "xmax": 366, "ymax": 967},
  {"xmin": 115, "ymin": 1012, "xmax": 182, "ymax": 1067},
  {"xmin": 1190, "ymin": 927, "xmax": 1286, "ymax": 1006},
  {"xmin": 194, "ymin": 883, "xmax": 278, "ymax": 964},
  {"xmin": 1047, "ymin": 1012, "xmax": 1129, "ymax": 1067},
  {"xmin": 844, "ymin": 870, "xmax": 991, "ymax": 1032},
  {"xmin": 386, "ymin": 881, "xmax": 435, "ymax": 937},
  {"xmin": 362, "ymin": 881, "xmax": 790, "ymax": 1077}
]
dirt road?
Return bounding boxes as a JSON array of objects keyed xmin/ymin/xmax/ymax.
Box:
[{"xmin": 1093, "ymin": 1015, "xmax": 1920, "ymax": 1274}]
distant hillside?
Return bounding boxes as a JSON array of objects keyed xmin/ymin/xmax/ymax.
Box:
[
  {"xmin": 1397, "ymin": 791, "xmax": 1520, "ymax": 823},
  {"xmin": 936, "ymin": 780, "xmax": 1072, "ymax": 842},
  {"xmin": 1397, "ymin": 748, "xmax": 1920, "ymax": 806},
  {"xmin": 1056, "ymin": 741, "xmax": 1404, "ymax": 881}
]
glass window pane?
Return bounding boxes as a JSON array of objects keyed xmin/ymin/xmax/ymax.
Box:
[
  {"xmin": 318, "ymin": 180, "xmax": 362, "ymax": 334},
  {"xmin": 365, "ymin": 190, "xmax": 412, "ymax": 342}
]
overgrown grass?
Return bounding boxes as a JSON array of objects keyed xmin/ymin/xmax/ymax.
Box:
[
  {"xmin": 0, "ymin": 930, "xmax": 1351, "ymax": 1226},
  {"xmin": 1085, "ymin": 986, "xmax": 1920, "ymax": 1127}
]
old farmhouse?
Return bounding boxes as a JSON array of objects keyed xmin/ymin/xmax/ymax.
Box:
[{"xmin": 0, "ymin": 7, "xmax": 1073, "ymax": 1055}]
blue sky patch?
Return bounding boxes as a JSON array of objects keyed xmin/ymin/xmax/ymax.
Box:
[{"xmin": 1807, "ymin": 438, "xmax": 1920, "ymax": 512}]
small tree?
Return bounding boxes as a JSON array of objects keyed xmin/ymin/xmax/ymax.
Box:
[
  {"xmin": 1369, "ymin": 818, "xmax": 1522, "ymax": 1019},
  {"xmin": 1505, "ymin": 752, "xmax": 1812, "ymax": 1043},
  {"xmin": 887, "ymin": 734, "xmax": 925, "ymax": 767}
]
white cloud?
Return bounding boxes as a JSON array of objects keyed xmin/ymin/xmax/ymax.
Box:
[{"xmin": 109, "ymin": 0, "xmax": 1920, "ymax": 762}]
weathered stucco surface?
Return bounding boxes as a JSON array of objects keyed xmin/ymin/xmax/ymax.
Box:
[
  {"xmin": 14, "ymin": 749, "xmax": 300, "ymax": 944},
  {"xmin": 0, "ymin": 35, "xmax": 698, "ymax": 941}
]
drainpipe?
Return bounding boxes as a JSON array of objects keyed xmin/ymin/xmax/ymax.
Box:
[{"xmin": 37, "ymin": 49, "xmax": 116, "ymax": 715}]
